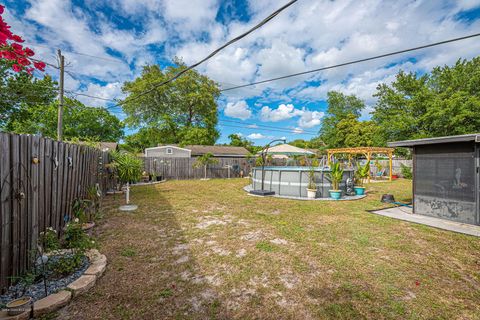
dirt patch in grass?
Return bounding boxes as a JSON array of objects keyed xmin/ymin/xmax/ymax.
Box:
[{"xmin": 58, "ymin": 179, "xmax": 480, "ymax": 320}]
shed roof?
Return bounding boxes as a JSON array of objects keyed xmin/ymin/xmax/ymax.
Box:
[
  {"xmin": 387, "ymin": 133, "xmax": 480, "ymax": 147},
  {"xmin": 183, "ymin": 145, "xmax": 249, "ymax": 156}
]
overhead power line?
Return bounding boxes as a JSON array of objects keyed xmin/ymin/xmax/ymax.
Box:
[
  {"xmin": 218, "ymin": 122, "xmax": 317, "ymax": 136},
  {"xmin": 45, "ymin": 31, "xmax": 480, "ymax": 107},
  {"xmin": 220, "ymin": 32, "xmax": 480, "ymax": 92},
  {"xmin": 219, "ymin": 119, "xmax": 318, "ymax": 134},
  {"xmin": 118, "ymin": 0, "xmax": 298, "ymax": 105},
  {"xmin": 29, "ymin": 44, "xmax": 125, "ymax": 64}
]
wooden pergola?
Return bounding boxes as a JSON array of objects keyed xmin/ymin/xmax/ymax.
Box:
[{"xmin": 327, "ymin": 147, "xmax": 395, "ymax": 182}]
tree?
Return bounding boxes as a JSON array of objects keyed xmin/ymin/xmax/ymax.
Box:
[
  {"xmin": 121, "ymin": 59, "xmax": 220, "ymax": 146},
  {"xmin": 7, "ymin": 98, "xmax": 124, "ymax": 141},
  {"xmin": 332, "ymin": 114, "xmax": 384, "ymax": 147},
  {"xmin": 319, "ymin": 91, "xmax": 365, "ymax": 147},
  {"xmin": 193, "ymin": 153, "xmax": 219, "ymax": 180},
  {"xmin": 123, "ymin": 127, "xmax": 165, "ymax": 153},
  {"xmin": 0, "ymin": 59, "xmax": 56, "ymax": 128},
  {"xmin": 373, "ymin": 57, "xmax": 480, "ymax": 142},
  {"xmin": 289, "ymin": 137, "xmax": 325, "ymax": 149}
]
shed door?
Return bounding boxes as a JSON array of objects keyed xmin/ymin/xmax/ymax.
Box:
[
  {"xmin": 477, "ymin": 143, "xmax": 480, "ymax": 225},
  {"xmin": 414, "ymin": 142, "xmax": 477, "ymax": 225}
]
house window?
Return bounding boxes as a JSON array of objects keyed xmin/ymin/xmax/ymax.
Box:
[{"xmin": 166, "ymin": 148, "xmax": 173, "ymax": 155}]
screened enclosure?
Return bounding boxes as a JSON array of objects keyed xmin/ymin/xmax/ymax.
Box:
[{"xmin": 389, "ymin": 134, "xmax": 479, "ymax": 226}]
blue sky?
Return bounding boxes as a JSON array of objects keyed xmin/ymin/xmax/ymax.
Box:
[{"xmin": 4, "ymin": 0, "xmax": 480, "ymax": 145}]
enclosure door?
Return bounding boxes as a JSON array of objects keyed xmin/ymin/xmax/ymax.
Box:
[{"xmin": 477, "ymin": 143, "xmax": 480, "ymax": 225}]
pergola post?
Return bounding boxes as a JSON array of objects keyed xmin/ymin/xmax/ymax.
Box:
[
  {"xmin": 389, "ymin": 151, "xmax": 393, "ymax": 182},
  {"xmin": 367, "ymin": 152, "xmax": 371, "ymax": 183}
]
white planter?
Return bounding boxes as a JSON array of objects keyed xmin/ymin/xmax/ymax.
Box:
[{"xmin": 306, "ymin": 188, "xmax": 317, "ymax": 199}]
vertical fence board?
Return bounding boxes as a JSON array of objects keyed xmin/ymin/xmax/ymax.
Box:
[
  {"xmin": 30, "ymin": 135, "xmax": 40, "ymax": 268},
  {"xmin": 0, "ymin": 133, "xmax": 11, "ymax": 292},
  {"xmin": 10, "ymin": 134, "xmax": 20, "ymax": 279},
  {"xmin": 0, "ymin": 133, "xmax": 112, "ymax": 291}
]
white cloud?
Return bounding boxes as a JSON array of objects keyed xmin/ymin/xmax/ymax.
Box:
[
  {"xmin": 297, "ymin": 110, "xmax": 324, "ymax": 128},
  {"xmin": 76, "ymin": 82, "xmax": 125, "ymax": 107},
  {"xmin": 8, "ymin": 0, "xmax": 480, "ymax": 123},
  {"xmin": 259, "ymin": 103, "xmax": 323, "ymax": 129},
  {"xmin": 224, "ymin": 100, "xmax": 252, "ymax": 120},
  {"xmin": 247, "ymin": 124, "xmax": 259, "ymax": 129},
  {"xmin": 260, "ymin": 104, "xmax": 303, "ymax": 122},
  {"xmin": 247, "ymin": 133, "xmax": 267, "ymax": 140},
  {"xmin": 292, "ymin": 127, "xmax": 304, "ymax": 134}
]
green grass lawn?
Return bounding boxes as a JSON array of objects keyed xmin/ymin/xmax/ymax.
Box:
[{"xmin": 58, "ymin": 179, "xmax": 480, "ymax": 320}]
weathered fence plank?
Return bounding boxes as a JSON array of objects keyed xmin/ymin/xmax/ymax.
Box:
[
  {"xmin": 141, "ymin": 157, "xmax": 254, "ymax": 181},
  {"xmin": 0, "ymin": 133, "xmax": 111, "ymax": 292}
]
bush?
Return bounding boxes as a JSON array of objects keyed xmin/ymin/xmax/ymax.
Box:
[
  {"xmin": 64, "ymin": 220, "xmax": 96, "ymax": 254},
  {"xmin": 400, "ymin": 164, "xmax": 412, "ymax": 179},
  {"xmin": 39, "ymin": 227, "xmax": 60, "ymax": 252},
  {"xmin": 110, "ymin": 152, "xmax": 143, "ymax": 183},
  {"xmin": 48, "ymin": 253, "xmax": 84, "ymax": 276}
]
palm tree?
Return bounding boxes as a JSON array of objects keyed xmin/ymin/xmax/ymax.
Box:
[{"xmin": 194, "ymin": 153, "xmax": 219, "ymax": 180}]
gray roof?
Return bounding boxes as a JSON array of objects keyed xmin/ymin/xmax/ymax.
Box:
[
  {"xmin": 183, "ymin": 145, "xmax": 249, "ymax": 157},
  {"xmin": 387, "ymin": 133, "xmax": 480, "ymax": 147}
]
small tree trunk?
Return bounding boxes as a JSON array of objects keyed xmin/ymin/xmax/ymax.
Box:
[
  {"xmin": 204, "ymin": 165, "xmax": 207, "ymax": 179},
  {"xmin": 126, "ymin": 182, "xmax": 130, "ymax": 204}
]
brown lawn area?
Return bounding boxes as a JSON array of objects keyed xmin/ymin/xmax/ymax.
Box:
[{"xmin": 56, "ymin": 178, "xmax": 480, "ymax": 320}]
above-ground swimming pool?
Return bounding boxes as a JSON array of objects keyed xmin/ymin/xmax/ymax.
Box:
[{"xmin": 250, "ymin": 166, "xmax": 355, "ymax": 198}]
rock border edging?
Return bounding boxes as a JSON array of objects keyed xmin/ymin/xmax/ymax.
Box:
[{"xmin": 0, "ymin": 249, "xmax": 107, "ymax": 320}]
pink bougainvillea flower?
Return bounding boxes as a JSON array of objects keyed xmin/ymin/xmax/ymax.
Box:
[
  {"xmin": 0, "ymin": 31, "xmax": 8, "ymax": 43},
  {"xmin": 12, "ymin": 64, "xmax": 22, "ymax": 72},
  {"xmin": 24, "ymin": 47, "xmax": 34, "ymax": 57},
  {"xmin": 10, "ymin": 42, "xmax": 22, "ymax": 50},
  {"xmin": 415, "ymin": 280, "xmax": 420, "ymax": 286},
  {"xmin": 26, "ymin": 67, "xmax": 34, "ymax": 74},
  {"xmin": 0, "ymin": 5, "xmax": 4, "ymax": 15},
  {"xmin": 33, "ymin": 61, "xmax": 46, "ymax": 71},
  {"xmin": 17, "ymin": 57, "xmax": 30, "ymax": 66},
  {"xmin": 10, "ymin": 34, "xmax": 23, "ymax": 42},
  {"xmin": 11, "ymin": 42, "xmax": 24, "ymax": 55},
  {"xmin": 1, "ymin": 50, "xmax": 16, "ymax": 60}
]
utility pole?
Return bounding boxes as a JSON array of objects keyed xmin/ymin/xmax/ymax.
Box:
[{"xmin": 57, "ymin": 49, "xmax": 65, "ymax": 141}]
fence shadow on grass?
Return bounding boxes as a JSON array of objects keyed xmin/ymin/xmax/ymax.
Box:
[{"xmin": 59, "ymin": 184, "xmax": 229, "ymax": 319}]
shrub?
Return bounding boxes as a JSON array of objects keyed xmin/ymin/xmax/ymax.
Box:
[
  {"xmin": 64, "ymin": 220, "xmax": 96, "ymax": 255},
  {"xmin": 39, "ymin": 227, "xmax": 60, "ymax": 253},
  {"xmin": 400, "ymin": 164, "xmax": 412, "ymax": 179},
  {"xmin": 48, "ymin": 254, "xmax": 84, "ymax": 276},
  {"xmin": 327, "ymin": 162, "xmax": 344, "ymax": 190}
]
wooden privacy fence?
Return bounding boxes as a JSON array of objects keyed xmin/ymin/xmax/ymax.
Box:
[
  {"xmin": 0, "ymin": 132, "xmax": 110, "ymax": 292},
  {"xmin": 142, "ymin": 157, "xmax": 259, "ymax": 180}
]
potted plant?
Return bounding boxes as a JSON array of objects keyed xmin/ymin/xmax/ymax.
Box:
[
  {"xmin": 327, "ymin": 162, "xmax": 344, "ymax": 200},
  {"xmin": 155, "ymin": 170, "xmax": 163, "ymax": 182},
  {"xmin": 306, "ymin": 166, "xmax": 317, "ymax": 199},
  {"xmin": 111, "ymin": 152, "xmax": 143, "ymax": 211},
  {"xmin": 354, "ymin": 162, "xmax": 370, "ymax": 195},
  {"xmin": 193, "ymin": 153, "xmax": 219, "ymax": 180}
]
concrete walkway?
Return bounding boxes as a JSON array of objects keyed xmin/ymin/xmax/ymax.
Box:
[{"xmin": 370, "ymin": 207, "xmax": 480, "ymax": 237}]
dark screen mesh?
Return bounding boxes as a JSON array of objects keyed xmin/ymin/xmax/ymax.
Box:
[{"xmin": 415, "ymin": 142, "xmax": 475, "ymax": 203}]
